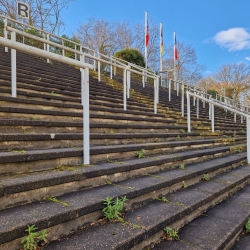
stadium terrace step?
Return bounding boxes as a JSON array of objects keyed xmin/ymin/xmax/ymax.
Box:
[
  {"xmin": 0, "ymin": 45, "xmax": 248, "ymax": 250},
  {"xmin": 0, "ymin": 152, "xmax": 247, "ymax": 250},
  {"xmin": 24, "ymin": 157, "xmax": 250, "ymax": 250},
  {"xmin": 152, "ymin": 183, "xmax": 250, "ymax": 250},
  {"xmin": 0, "ymin": 138, "xmax": 246, "ymax": 176},
  {"xmin": 0, "ymin": 132, "xmax": 245, "ymax": 150}
]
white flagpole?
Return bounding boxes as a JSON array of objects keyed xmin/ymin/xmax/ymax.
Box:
[
  {"xmin": 145, "ymin": 11, "xmax": 148, "ymax": 83},
  {"xmin": 174, "ymin": 31, "xmax": 176, "ymax": 89},
  {"xmin": 160, "ymin": 23, "xmax": 163, "ymax": 87}
]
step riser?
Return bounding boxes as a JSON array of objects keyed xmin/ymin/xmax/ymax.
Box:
[
  {"xmin": 0, "ymin": 111, "xmax": 177, "ymax": 125},
  {"xmin": 0, "ymin": 137, "xmax": 245, "ymax": 154},
  {"xmin": 0, "ymin": 156, "xmax": 246, "ymax": 250},
  {"xmin": 0, "ymin": 140, "xmax": 243, "ymax": 177},
  {"xmin": 0, "ymin": 136, "xmax": 234, "ymax": 151},
  {"xmin": 0, "ymin": 139, "xmax": 245, "ymax": 175},
  {"xmin": 0, "ymin": 126, "xmax": 185, "ymax": 134},
  {"xmin": 0, "ymin": 152, "xmax": 245, "ymax": 211},
  {"xmin": 132, "ymin": 177, "xmax": 250, "ymax": 250}
]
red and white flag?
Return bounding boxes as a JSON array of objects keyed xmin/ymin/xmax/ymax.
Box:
[
  {"xmin": 146, "ymin": 14, "xmax": 149, "ymax": 47},
  {"xmin": 174, "ymin": 32, "xmax": 178, "ymax": 60}
]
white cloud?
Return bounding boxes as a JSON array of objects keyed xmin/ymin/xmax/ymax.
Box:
[
  {"xmin": 213, "ymin": 28, "xmax": 250, "ymax": 51},
  {"xmin": 245, "ymin": 56, "xmax": 250, "ymax": 61}
]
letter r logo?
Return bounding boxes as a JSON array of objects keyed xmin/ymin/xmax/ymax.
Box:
[{"xmin": 17, "ymin": 1, "xmax": 29, "ymax": 19}]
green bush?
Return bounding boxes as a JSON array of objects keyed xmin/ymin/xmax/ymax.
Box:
[
  {"xmin": 207, "ymin": 89, "xmax": 219, "ymax": 99},
  {"xmin": 114, "ymin": 48, "xmax": 145, "ymax": 68}
]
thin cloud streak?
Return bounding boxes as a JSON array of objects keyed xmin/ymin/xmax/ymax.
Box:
[{"xmin": 205, "ymin": 28, "xmax": 250, "ymax": 52}]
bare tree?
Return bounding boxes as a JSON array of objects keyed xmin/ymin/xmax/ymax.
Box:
[
  {"xmin": 198, "ymin": 62, "xmax": 250, "ymax": 101},
  {"xmin": 76, "ymin": 17, "xmax": 132, "ymax": 57},
  {"xmin": 132, "ymin": 17, "xmax": 159, "ymax": 71},
  {"xmin": 0, "ymin": 0, "xmax": 74, "ymax": 34},
  {"xmin": 75, "ymin": 16, "xmax": 160, "ymax": 71},
  {"xmin": 163, "ymin": 41, "xmax": 206, "ymax": 84}
]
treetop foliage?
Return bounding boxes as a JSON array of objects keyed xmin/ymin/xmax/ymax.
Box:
[{"xmin": 114, "ymin": 48, "xmax": 145, "ymax": 68}]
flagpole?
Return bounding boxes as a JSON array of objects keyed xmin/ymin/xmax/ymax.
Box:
[
  {"xmin": 145, "ymin": 11, "xmax": 148, "ymax": 83},
  {"xmin": 160, "ymin": 23, "xmax": 163, "ymax": 87},
  {"xmin": 174, "ymin": 31, "xmax": 176, "ymax": 90}
]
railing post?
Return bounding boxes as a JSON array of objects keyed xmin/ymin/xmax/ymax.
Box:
[
  {"xmin": 47, "ymin": 34, "xmax": 50, "ymax": 63},
  {"xmin": 143, "ymin": 70, "xmax": 145, "ymax": 88},
  {"xmin": 177, "ymin": 81, "xmax": 179, "ymax": 96},
  {"xmin": 80, "ymin": 46, "xmax": 83, "ymax": 62},
  {"xmin": 247, "ymin": 116, "xmax": 250, "ymax": 164},
  {"xmin": 75, "ymin": 44, "xmax": 77, "ymax": 60},
  {"xmin": 127, "ymin": 69, "xmax": 130, "ymax": 98},
  {"xmin": 241, "ymin": 112, "xmax": 243, "ymax": 123},
  {"xmin": 123, "ymin": 69, "xmax": 127, "ymax": 110},
  {"xmin": 110, "ymin": 60, "xmax": 112, "ymax": 79},
  {"xmin": 11, "ymin": 31, "xmax": 16, "ymax": 98},
  {"xmin": 62, "ymin": 40, "xmax": 65, "ymax": 57},
  {"xmin": 193, "ymin": 89, "xmax": 196, "ymax": 106},
  {"xmin": 98, "ymin": 53, "xmax": 100, "ymax": 82},
  {"xmin": 169, "ymin": 79, "xmax": 171, "ymax": 101},
  {"xmin": 197, "ymin": 96, "xmax": 199, "ymax": 119},
  {"xmin": 203, "ymin": 93, "xmax": 205, "ymax": 108},
  {"xmin": 94, "ymin": 52, "xmax": 96, "ymax": 71},
  {"xmin": 181, "ymin": 83, "xmax": 184, "ymax": 117},
  {"xmin": 156, "ymin": 76, "xmax": 160, "ymax": 103},
  {"xmin": 209, "ymin": 96, "xmax": 211, "ymax": 120},
  {"xmin": 187, "ymin": 92, "xmax": 191, "ymax": 132},
  {"xmin": 211, "ymin": 104, "xmax": 214, "ymax": 132},
  {"xmin": 82, "ymin": 67, "xmax": 90, "ymax": 165},
  {"xmin": 4, "ymin": 18, "xmax": 8, "ymax": 52},
  {"xmin": 154, "ymin": 78, "xmax": 157, "ymax": 114}
]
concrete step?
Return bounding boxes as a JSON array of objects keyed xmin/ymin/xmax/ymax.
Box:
[
  {"xmin": 0, "ymin": 152, "xmax": 247, "ymax": 250},
  {"xmin": 153, "ymin": 183, "xmax": 250, "ymax": 250},
  {"xmin": 0, "ymin": 138, "xmax": 246, "ymax": 176}
]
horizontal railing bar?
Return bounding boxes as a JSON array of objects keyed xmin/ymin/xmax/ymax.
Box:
[
  {"xmin": 0, "ymin": 37, "xmax": 94, "ymax": 70},
  {"xmin": 187, "ymin": 91, "xmax": 249, "ymax": 117}
]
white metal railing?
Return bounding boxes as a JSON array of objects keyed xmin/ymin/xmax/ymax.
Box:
[
  {"xmin": 1, "ymin": 14, "xmax": 248, "ymax": 163},
  {"xmin": 0, "ymin": 15, "xmax": 163, "ymax": 165},
  {"xmin": 187, "ymin": 90, "xmax": 249, "ymax": 163},
  {"xmin": 0, "ymin": 34, "xmax": 93, "ymax": 165},
  {"xmin": 1, "ymin": 14, "xmax": 161, "ymax": 114}
]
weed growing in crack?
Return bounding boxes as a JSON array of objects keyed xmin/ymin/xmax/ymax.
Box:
[
  {"xmin": 175, "ymin": 135, "xmax": 181, "ymax": 141},
  {"xmin": 103, "ymin": 196, "xmax": 128, "ymax": 221},
  {"xmin": 163, "ymin": 226, "xmax": 179, "ymax": 240},
  {"xmin": 180, "ymin": 129, "xmax": 185, "ymax": 133},
  {"xmin": 136, "ymin": 149, "xmax": 146, "ymax": 158},
  {"xmin": 174, "ymin": 123, "xmax": 178, "ymax": 127},
  {"xmin": 202, "ymin": 174, "xmax": 210, "ymax": 181},
  {"xmin": 156, "ymin": 138, "xmax": 161, "ymax": 143},
  {"xmin": 21, "ymin": 225, "xmax": 47, "ymax": 250},
  {"xmin": 232, "ymin": 165, "xmax": 236, "ymax": 169},
  {"xmin": 12, "ymin": 150, "xmax": 26, "ymax": 154},
  {"xmin": 32, "ymin": 116, "xmax": 38, "ymax": 121},
  {"xmin": 51, "ymin": 91, "xmax": 57, "ymax": 96},
  {"xmin": 182, "ymin": 181, "xmax": 187, "ymax": 188},
  {"xmin": 246, "ymin": 218, "xmax": 250, "ymax": 233},
  {"xmin": 179, "ymin": 164, "xmax": 185, "ymax": 170},
  {"xmin": 45, "ymin": 196, "xmax": 69, "ymax": 207}
]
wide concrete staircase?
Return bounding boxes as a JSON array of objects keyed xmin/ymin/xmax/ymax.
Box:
[{"xmin": 0, "ymin": 45, "xmax": 249, "ymax": 250}]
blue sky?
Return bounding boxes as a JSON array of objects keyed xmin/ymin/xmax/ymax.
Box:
[{"xmin": 61, "ymin": 0, "xmax": 250, "ymax": 75}]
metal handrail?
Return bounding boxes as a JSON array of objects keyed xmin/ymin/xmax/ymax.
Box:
[{"xmin": 0, "ymin": 14, "xmax": 155, "ymax": 78}]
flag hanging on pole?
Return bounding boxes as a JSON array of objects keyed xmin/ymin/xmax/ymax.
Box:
[
  {"xmin": 146, "ymin": 13, "xmax": 149, "ymax": 47},
  {"xmin": 160, "ymin": 23, "xmax": 163, "ymax": 55},
  {"xmin": 174, "ymin": 32, "xmax": 178, "ymax": 60}
]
